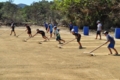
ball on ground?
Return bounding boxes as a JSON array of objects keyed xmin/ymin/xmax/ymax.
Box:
[
  {"xmin": 57, "ymin": 45, "xmax": 62, "ymax": 48},
  {"xmin": 90, "ymin": 53, "xmax": 94, "ymax": 56}
]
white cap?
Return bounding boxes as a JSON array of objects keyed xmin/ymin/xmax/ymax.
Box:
[
  {"xmin": 103, "ymin": 31, "xmax": 108, "ymax": 34},
  {"xmin": 71, "ymin": 29, "xmax": 74, "ymax": 32},
  {"xmin": 97, "ymin": 20, "xmax": 100, "ymax": 23}
]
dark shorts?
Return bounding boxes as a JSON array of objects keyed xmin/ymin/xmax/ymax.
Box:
[
  {"xmin": 50, "ymin": 31, "xmax": 53, "ymax": 34},
  {"xmin": 27, "ymin": 31, "xmax": 31, "ymax": 34},
  {"xmin": 41, "ymin": 32, "xmax": 45, "ymax": 37},
  {"xmin": 77, "ymin": 34, "xmax": 81, "ymax": 42},
  {"xmin": 56, "ymin": 36, "xmax": 61, "ymax": 41},
  {"xmin": 46, "ymin": 27, "xmax": 48, "ymax": 30},
  {"xmin": 108, "ymin": 42, "xmax": 115, "ymax": 48},
  {"xmin": 97, "ymin": 31, "xmax": 101, "ymax": 35},
  {"xmin": 70, "ymin": 28, "xmax": 73, "ymax": 31},
  {"xmin": 12, "ymin": 28, "xmax": 15, "ymax": 31}
]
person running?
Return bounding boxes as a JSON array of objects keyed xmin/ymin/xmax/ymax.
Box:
[
  {"xmin": 32, "ymin": 29, "xmax": 49, "ymax": 41},
  {"xmin": 54, "ymin": 26, "xmax": 65, "ymax": 44},
  {"xmin": 95, "ymin": 20, "xmax": 102, "ymax": 40},
  {"xmin": 71, "ymin": 29, "xmax": 82, "ymax": 49},
  {"xmin": 10, "ymin": 22, "xmax": 16, "ymax": 36},
  {"xmin": 47, "ymin": 23, "xmax": 53, "ymax": 38},
  {"xmin": 69, "ymin": 22, "xmax": 73, "ymax": 32},
  {"xmin": 103, "ymin": 31, "xmax": 118, "ymax": 55},
  {"xmin": 25, "ymin": 24, "xmax": 32, "ymax": 38}
]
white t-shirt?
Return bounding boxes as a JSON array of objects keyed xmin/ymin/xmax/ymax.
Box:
[
  {"xmin": 97, "ymin": 23, "xmax": 102, "ymax": 31},
  {"xmin": 55, "ymin": 29, "xmax": 59, "ymax": 36}
]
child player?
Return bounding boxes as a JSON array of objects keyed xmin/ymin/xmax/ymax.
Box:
[
  {"xmin": 71, "ymin": 29, "xmax": 82, "ymax": 49},
  {"xmin": 54, "ymin": 26, "xmax": 65, "ymax": 44},
  {"xmin": 32, "ymin": 29, "xmax": 49, "ymax": 41},
  {"xmin": 10, "ymin": 22, "xmax": 16, "ymax": 36},
  {"xmin": 47, "ymin": 23, "xmax": 53, "ymax": 38},
  {"xmin": 103, "ymin": 31, "xmax": 118, "ymax": 55},
  {"xmin": 25, "ymin": 24, "xmax": 32, "ymax": 38}
]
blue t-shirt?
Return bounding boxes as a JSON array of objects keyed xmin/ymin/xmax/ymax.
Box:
[
  {"xmin": 107, "ymin": 35, "xmax": 115, "ymax": 43},
  {"xmin": 49, "ymin": 24, "xmax": 53, "ymax": 31},
  {"xmin": 44, "ymin": 23, "xmax": 48, "ymax": 28},
  {"xmin": 69, "ymin": 24, "xmax": 73, "ymax": 29}
]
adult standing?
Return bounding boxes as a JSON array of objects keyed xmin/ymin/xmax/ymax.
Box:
[{"xmin": 95, "ymin": 20, "xmax": 102, "ymax": 40}]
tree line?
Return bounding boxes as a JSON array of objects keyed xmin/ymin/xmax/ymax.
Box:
[{"xmin": 0, "ymin": 0, "xmax": 120, "ymax": 29}]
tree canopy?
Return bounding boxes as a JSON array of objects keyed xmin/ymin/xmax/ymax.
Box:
[{"xmin": 0, "ymin": 0, "xmax": 120, "ymax": 29}]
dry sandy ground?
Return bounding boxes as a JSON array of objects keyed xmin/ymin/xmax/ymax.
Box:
[{"xmin": 0, "ymin": 26, "xmax": 120, "ymax": 80}]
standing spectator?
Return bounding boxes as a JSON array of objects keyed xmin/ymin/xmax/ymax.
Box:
[{"xmin": 95, "ymin": 20, "xmax": 102, "ymax": 40}]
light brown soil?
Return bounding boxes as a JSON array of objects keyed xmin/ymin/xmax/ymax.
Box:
[{"xmin": 0, "ymin": 26, "xmax": 120, "ymax": 80}]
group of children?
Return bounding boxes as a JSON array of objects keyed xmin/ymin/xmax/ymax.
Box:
[
  {"xmin": 68, "ymin": 21, "xmax": 119, "ymax": 55},
  {"xmin": 9, "ymin": 21, "xmax": 119, "ymax": 55}
]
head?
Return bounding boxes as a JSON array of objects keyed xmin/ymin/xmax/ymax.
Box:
[
  {"xmin": 103, "ymin": 31, "xmax": 108, "ymax": 36},
  {"xmin": 96, "ymin": 20, "xmax": 100, "ymax": 24},
  {"xmin": 54, "ymin": 26, "xmax": 57, "ymax": 30},
  {"xmin": 71, "ymin": 29, "xmax": 75, "ymax": 34},
  {"xmin": 36, "ymin": 29, "xmax": 39, "ymax": 32}
]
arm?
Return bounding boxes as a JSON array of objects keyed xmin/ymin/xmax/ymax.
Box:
[
  {"xmin": 32, "ymin": 33, "xmax": 38, "ymax": 37},
  {"xmin": 104, "ymin": 40, "xmax": 110, "ymax": 44}
]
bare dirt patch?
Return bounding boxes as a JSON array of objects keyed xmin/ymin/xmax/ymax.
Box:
[{"xmin": 0, "ymin": 26, "xmax": 120, "ymax": 80}]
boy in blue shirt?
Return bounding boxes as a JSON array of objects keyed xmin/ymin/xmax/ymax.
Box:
[
  {"xmin": 103, "ymin": 31, "xmax": 118, "ymax": 55},
  {"xmin": 44, "ymin": 22, "xmax": 48, "ymax": 31},
  {"xmin": 47, "ymin": 23, "xmax": 53, "ymax": 38}
]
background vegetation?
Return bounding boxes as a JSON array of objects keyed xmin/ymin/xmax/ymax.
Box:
[{"xmin": 0, "ymin": 0, "xmax": 120, "ymax": 29}]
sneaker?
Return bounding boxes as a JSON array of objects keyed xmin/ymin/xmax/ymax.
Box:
[{"xmin": 115, "ymin": 53, "xmax": 119, "ymax": 55}]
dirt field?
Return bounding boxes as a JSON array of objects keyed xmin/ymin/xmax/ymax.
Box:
[{"xmin": 0, "ymin": 26, "xmax": 120, "ymax": 80}]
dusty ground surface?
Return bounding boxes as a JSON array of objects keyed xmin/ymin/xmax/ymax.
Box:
[{"xmin": 0, "ymin": 25, "xmax": 120, "ymax": 80}]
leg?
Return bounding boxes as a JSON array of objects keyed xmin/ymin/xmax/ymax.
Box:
[
  {"xmin": 99, "ymin": 31, "xmax": 102, "ymax": 40},
  {"xmin": 99, "ymin": 34, "xmax": 101, "ymax": 40},
  {"xmin": 77, "ymin": 34, "xmax": 82, "ymax": 49},
  {"xmin": 58, "ymin": 40, "xmax": 62, "ymax": 44},
  {"xmin": 78, "ymin": 42, "xmax": 82, "ymax": 49},
  {"xmin": 60, "ymin": 39, "xmax": 65, "ymax": 43},
  {"xmin": 43, "ymin": 36, "xmax": 49, "ymax": 41},
  {"xmin": 95, "ymin": 34, "xmax": 98, "ymax": 39},
  {"xmin": 50, "ymin": 33, "xmax": 52, "ymax": 38},
  {"xmin": 10, "ymin": 30, "xmax": 12, "ymax": 35},
  {"xmin": 112, "ymin": 48, "xmax": 118, "ymax": 55},
  {"xmin": 14, "ymin": 31, "xmax": 16, "ymax": 36},
  {"xmin": 108, "ymin": 48, "xmax": 112, "ymax": 55}
]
